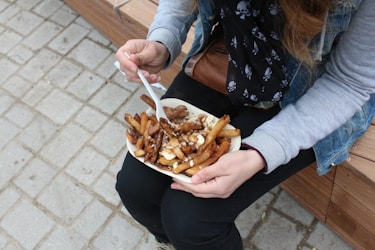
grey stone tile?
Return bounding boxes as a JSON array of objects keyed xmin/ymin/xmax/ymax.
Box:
[
  {"xmin": 65, "ymin": 146, "xmax": 110, "ymax": 186},
  {"xmin": 14, "ymin": 157, "xmax": 57, "ymax": 198},
  {"xmin": 307, "ymin": 222, "xmax": 354, "ymax": 250},
  {"xmin": 17, "ymin": 116, "xmax": 58, "ymax": 152},
  {"xmin": 33, "ymin": 0, "xmax": 64, "ymax": 19},
  {"xmin": 0, "ymin": 29, "xmax": 22, "ymax": 54},
  {"xmin": 22, "ymin": 21, "xmax": 63, "ymax": 51},
  {"xmin": 66, "ymin": 70, "xmax": 105, "ymax": 101},
  {"xmin": 89, "ymin": 82, "xmax": 130, "ymax": 115},
  {"xmin": 72, "ymin": 200, "xmax": 112, "ymax": 240},
  {"xmin": 88, "ymin": 29, "xmax": 111, "ymax": 46},
  {"xmin": 35, "ymin": 89, "xmax": 82, "ymax": 125},
  {"xmin": 252, "ymin": 211, "xmax": 305, "ymax": 249},
  {"xmin": 48, "ymin": 23, "xmax": 89, "ymax": 55},
  {"xmin": 2, "ymin": 75, "xmax": 33, "ymax": 98},
  {"xmin": 18, "ymin": 48, "xmax": 61, "ymax": 83},
  {"xmin": 0, "ymin": 187, "xmax": 20, "ymax": 217},
  {"xmin": 0, "ymin": 93, "xmax": 15, "ymax": 115},
  {"xmin": 0, "ymin": 4, "xmax": 20, "ymax": 24},
  {"xmin": 93, "ymin": 172, "xmax": 121, "ymax": 206},
  {"xmin": 37, "ymin": 174, "xmax": 92, "ymax": 224},
  {"xmin": 0, "ymin": 57, "xmax": 19, "ymax": 85},
  {"xmin": 38, "ymin": 225, "xmax": 87, "ymax": 250},
  {"xmin": 40, "ymin": 123, "xmax": 90, "ymax": 169},
  {"xmin": 274, "ymin": 190, "xmax": 315, "ymax": 225},
  {"xmin": 93, "ymin": 214, "xmax": 144, "ymax": 250},
  {"xmin": 0, "ymin": 0, "xmax": 8, "ymax": 12},
  {"xmin": 21, "ymin": 79, "xmax": 53, "ymax": 107},
  {"xmin": 12, "ymin": 0, "xmax": 41, "ymax": 10},
  {"xmin": 0, "ymin": 118, "xmax": 20, "ymax": 150},
  {"xmin": 74, "ymin": 105, "xmax": 108, "ymax": 133},
  {"xmin": 4, "ymin": 103, "xmax": 35, "ymax": 128},
  {"xmin": 45, "ymin": 59, "xmax": 82, "ymax": 88},
  {"xmin": 6, "ymin": 44, "xmax": 34, "ymax": 64},
  {"xmin": 97, "ymin": 54, "xmax": 118, "ymax": 79},
  {"xmin": 49, "ymin": 5, "xmax": 77, "ymax": 27},
  {"xmin": 67, "ymin": 38, "xmax": 111, "ymax": 70},
  {"xmin": 6, "ymin": 10, "xmax": 43, "ymax": 35},
  {"xmin": 0, "ymin": 142, "xmax": 33, "ymax": 189},
  {"xmin": 90, "ymin": 119, "xmax": 127, "ymax": 158},
  {"xmin": 0, "ymin": 199, "xmax": 55, "ymax": 250},
  {"xmin": 235, "ymin": 192, "xmax": 274, "ymax": 239}
]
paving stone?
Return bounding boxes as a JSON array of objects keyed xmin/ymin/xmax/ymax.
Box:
[
  {"xmin": 67, "ymin": 38, "xmax": 111, "ymax": 70},
  {"xmin": 72, "ymin": 200, "xmax": 112, "ymax": 240},
  {"xmin": 21, "ymin": 79, "xmax": 53, "ymax": 107},
  {"xmin": 0, "ymin": 29, "xmax": 22, "ymax": 54},
  {"xmin": 38, "ymin": 225, "xmax": 87, "ymax": 250},
  {"xmin": 18, "ymin": 48, "xmax": 61, "ymax": 83},
  {"xmin": 252, "ymin": 211, "xmax": 305, "ymax": 250},
  {"xmin": 90, "ymin": 119, "xmax": 127, "ymax": 158},
  {"xmin": 4, "ymin": 102, "xmax": 35, "ymax": 128},
  {"xmin": 7, "ymin": 44, "xmax": 34, "ymax": 64},
  {"xmin": 13, "ymin": 157, "xmax": 57, "ymax": 198},
  {"xmin": 37, "ymin": 174, "xmax": 92, "ymax": 224},
  {"xmin": 74, "ymin": 105, "xmax": 108, "ymax": 133},
  {"xmin": 307, "ymin": 222, "xmax": 354, "ymax": 250},
  {"xmin": 6, "ymin": 10, "xmax": 43, "ymax": 36},
  {"xmin": 0, "ymin": 118, "xmax": 20, "ymax": 150},
  {"xmin": 235, "ymin": 192, "xmax": 274, "ymax": 239},
  {"xmin": 0, "ymin": 199, "xmax": 55, "ymax": 250},
  {"xmin": 2, "ymin": 75, "xmax": 33, "ymax": 98},
  {"xmin": 13, "ymin": 0, "xmax": 41, "ymax": 10},
  {"xmin": 48, "ymin": 23, "xmax": 89, "ymax": 55},
  {"xmin": 35, "ymin": 88, "xmax": 82, "ymax": 125},
  {"xmin": 66, "ymin": 70, "xmax": 105, "ymax": 101},
  {"xmin": 93, "ymin": 172, "xmax": 121, "ymax": 206},
  {"xmin": 45, "ymin": 58, "xmax": 82, "ymax": 88},
  {"xmin": 33, "ymin": 0, "xmax": 64, "ymax": 19},
  {"xmin": 0, "ymin": 57, "xmax": 20, "ymax": 84},
  {"xmin": 88, "ymin": 29, "xmax": 111, "ymax": 46},
  {"xmin": 40, "ymin": 123, "xmax": 90, "ymax": 169},
  {"xmin": 17, "ymin": 116, "xmax": 58, "ymax": 152},
  {"xmin": 22, "ymin": 21, "xmax": 63, "ymax": 51},
  {"xmin": 89, "ymin": 82, "xmax": 130, "ymax": 115},
  {"xmin": 274, "ymin": 190, "xmax": 315, "ymax": 225},
  {"xmin": 0, "ymin": 94, "xmax": 15, "ymax": 115},
  {"xmin": 0, "ymin": 187, "xmax": 20, "ymax": 217},
  {"xmin": 0, "ymin": 4, "xmax": 20, "ymax": 24},
  {"xmin": 97, "ymin": 54, "xmax": 118, "ymax": 79},
  {"xmin": 93, "ymin": 214, "xmax": 144, "ymax": 250},
  {"xmin": 65, "ymin": 146, "xmax": 110, "ymax": 186},
  {"xmin": 49, "ymin": 5, "xmax": 77, "ymax": 27},
  {"xmin": 0, "ymin": 142, "xmax": 33, "ymax": 189}
]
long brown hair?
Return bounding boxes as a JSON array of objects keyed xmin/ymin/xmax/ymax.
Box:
[{"xmin": 280, "ymin": 0, "xmax": 333, "ymax": 67}]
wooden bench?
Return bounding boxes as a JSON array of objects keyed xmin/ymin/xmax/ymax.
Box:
[
  {"xmin": 63, "ymin": 1, "xmax": 375, "ymax": 249},
  {"xmin": 281, "ymin": 119, "xmax": 375, "ymax": 250}
]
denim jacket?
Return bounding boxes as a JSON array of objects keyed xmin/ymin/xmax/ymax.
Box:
[{"xmin": 148, "ymin": 0, "xmax": 375, "ymax": 175}]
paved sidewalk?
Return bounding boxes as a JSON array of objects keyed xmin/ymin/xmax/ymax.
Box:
[{"xmin": 0, "ymin": 0, "xmax": 354, "ymax": 249}]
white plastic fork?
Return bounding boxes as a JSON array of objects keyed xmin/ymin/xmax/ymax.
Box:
[{"xmin": 124, "ymin": 52, "xmax": 170, "ymax": 123}]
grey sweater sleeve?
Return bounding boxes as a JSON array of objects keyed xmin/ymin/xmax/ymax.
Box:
[
  {"xmin": 146, "ymin": 0, "xmax": 197, "ymax": 68},
  {"xmin": 242, "ymin": 0, "xmax": 375, "ymax": 173}
]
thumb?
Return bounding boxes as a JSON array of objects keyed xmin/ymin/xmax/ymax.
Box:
[{"xmin": 191, "ymin": 165, "xmax": 216, "ymax": 184}]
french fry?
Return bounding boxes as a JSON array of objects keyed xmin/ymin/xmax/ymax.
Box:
[
  {"xmin": 140, "ymin": 94, "xmax": 156, "ymax": 110},
  {"xmin": 185, "ymin": 138, "xmax": 231, "ymax": 176},
  {"xmin": 198, "ymin": 114, "xmax": 230, "ymax": 153},
  {"xmin": 172, "ymin": 150, "xmax": 212, "ymax": 174},
  {"xmin": 218, "ymin": 128, "xmax": 241, "ymax": 138},
  {"xmin": 124, "ymin": 113, "xmax": 142, "ymax": 134}
]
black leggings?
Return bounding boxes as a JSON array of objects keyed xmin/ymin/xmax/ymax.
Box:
[{"xmin": 116, "ymin": 72, "xmax": 315, "ymax": 250}]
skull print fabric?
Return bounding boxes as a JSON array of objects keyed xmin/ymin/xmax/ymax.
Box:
[{"xmin": 219, "ymin": 0, "xmax": 289, "ymax": 106}]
